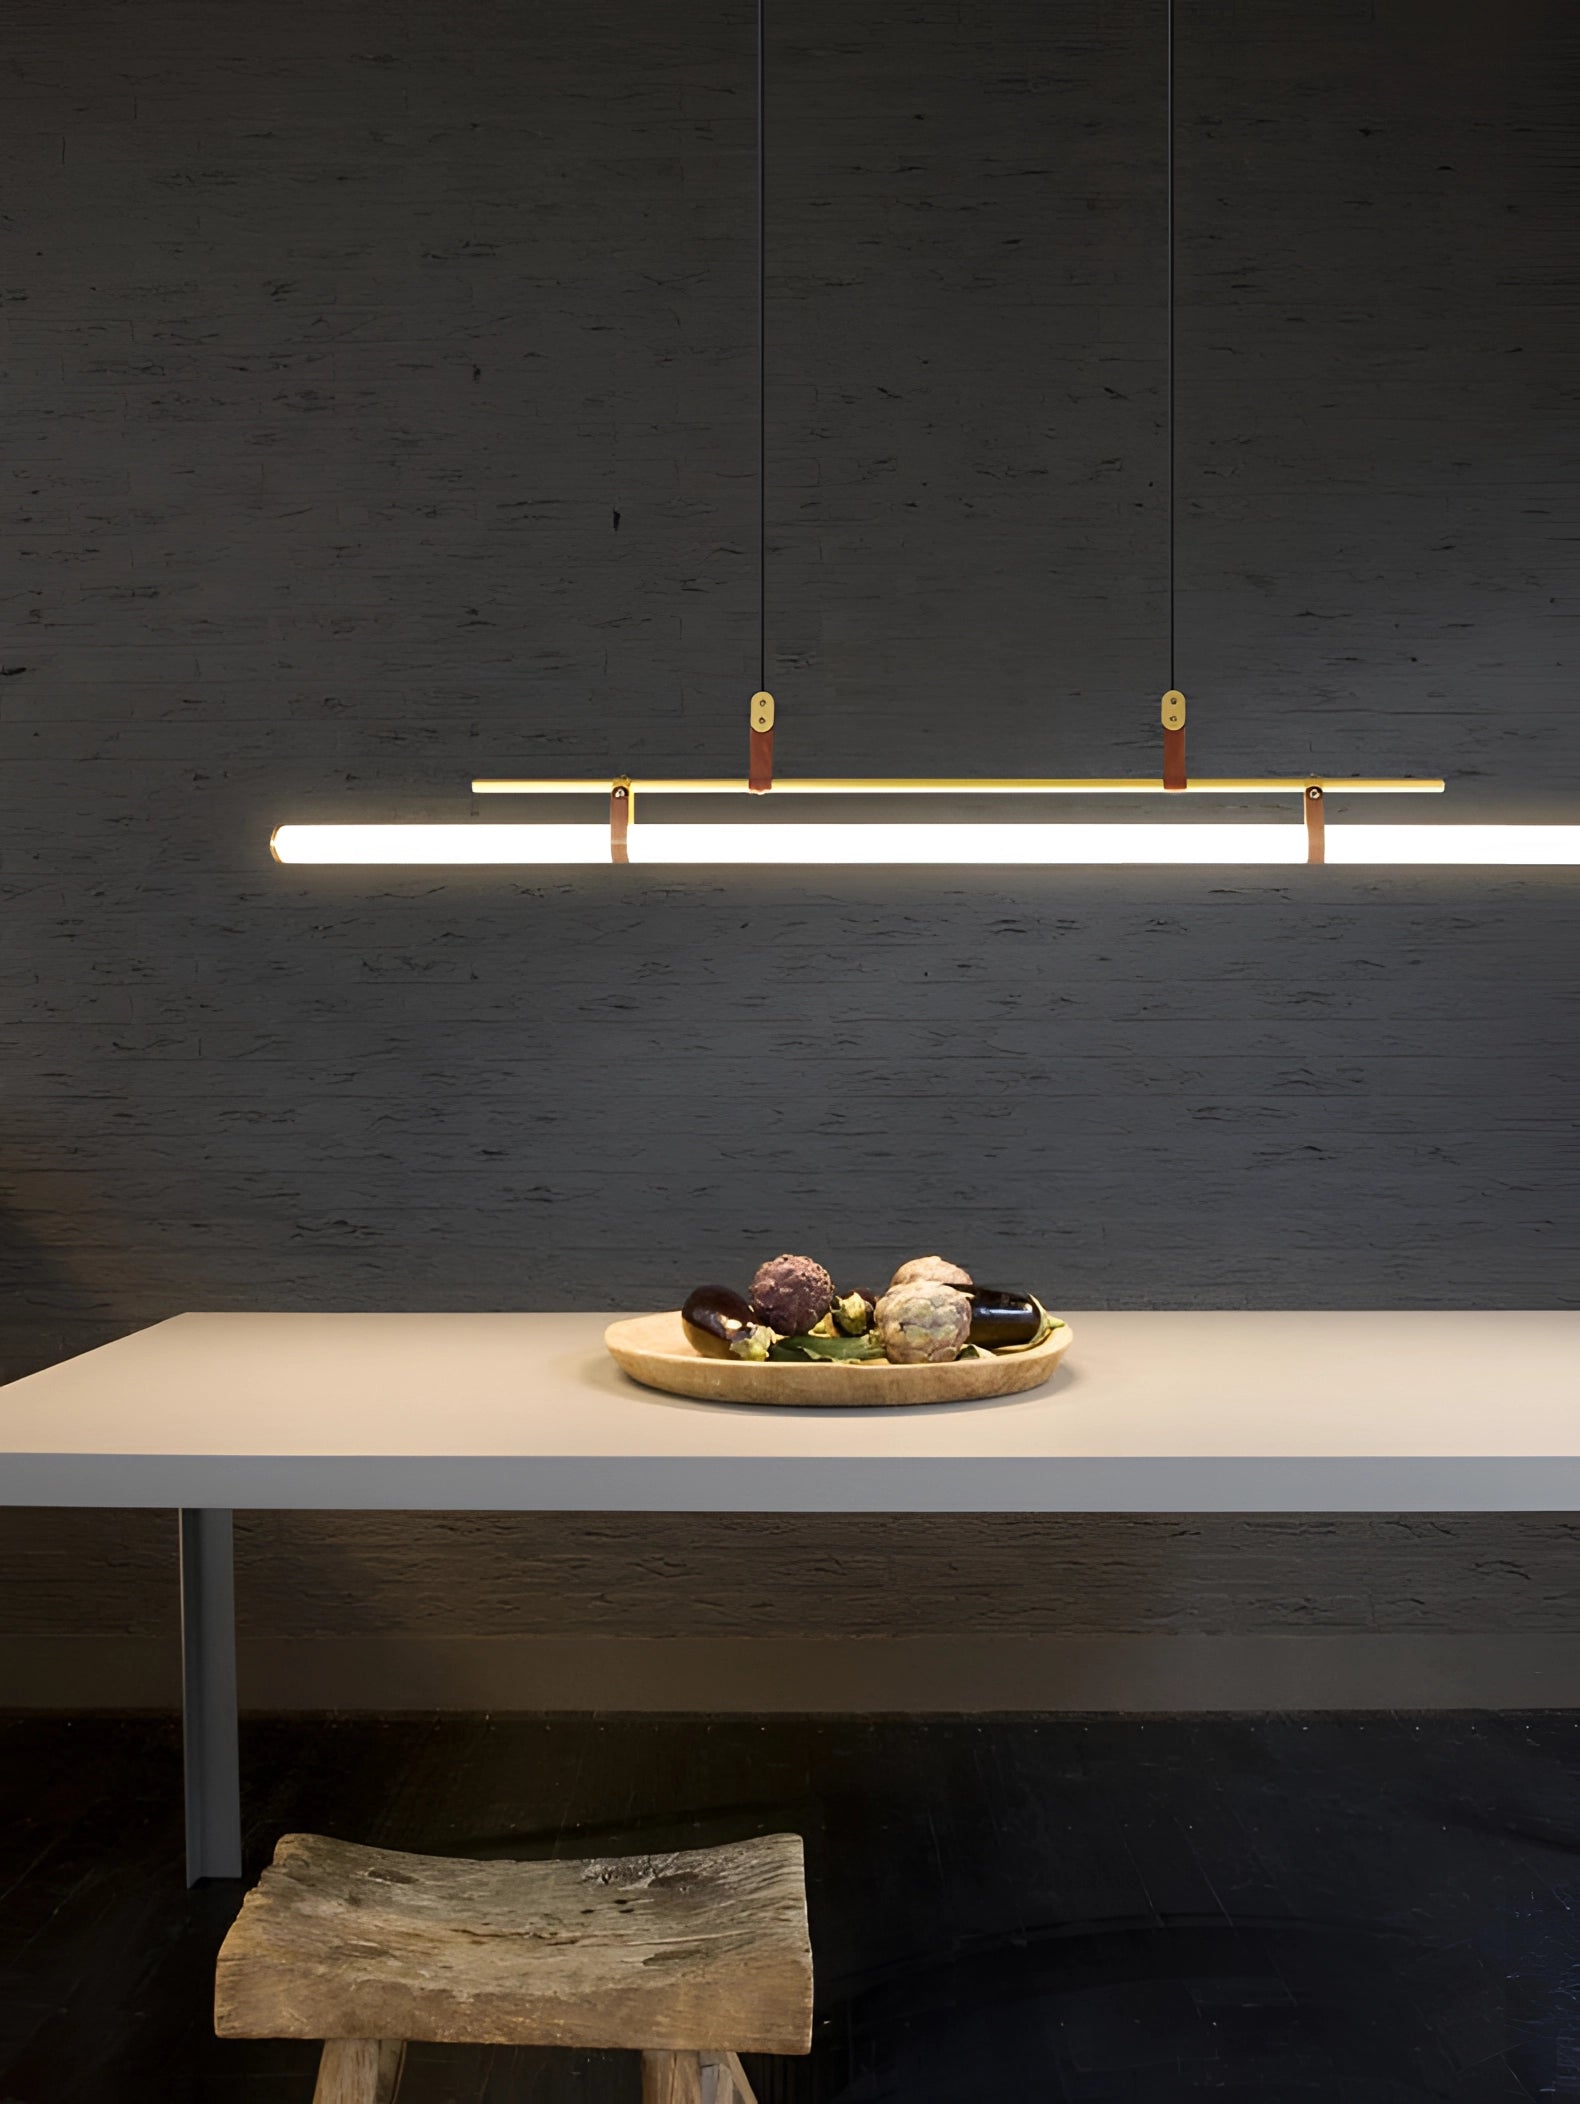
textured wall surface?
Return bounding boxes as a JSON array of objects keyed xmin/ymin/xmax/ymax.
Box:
[{"xmin": 2, "ymin": 0, "xmax": 1577, "ymax": 1667}]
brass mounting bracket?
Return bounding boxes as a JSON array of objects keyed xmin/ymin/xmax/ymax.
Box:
[
  {"xmin": 1161, "ymin": 690, "xmax": 1187, "ymax": 790},
  {"xmin": 749, "ymin": 691, "xmax": 775, "ymax": 794}
]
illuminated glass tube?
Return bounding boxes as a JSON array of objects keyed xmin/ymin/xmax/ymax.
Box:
[
  {"xmin": 1324, "ymin": 826, "xmax": 1580, "ymax": 865},
  {"xmin": 628, "ymin": 822, "xmax": 1307, "ymax": 864},
  {"xmin": 270, "ymin": 823, "xmax": 1580, "ymax": 867},
  {"xmin": 271, "ymin": 824, "xmax": 610, "ymax": 864}
]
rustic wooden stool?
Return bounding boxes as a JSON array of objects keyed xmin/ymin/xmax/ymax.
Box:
[{"xmin": 215, "ymin": 1830, "xmax": 813, "ymax": 2104}]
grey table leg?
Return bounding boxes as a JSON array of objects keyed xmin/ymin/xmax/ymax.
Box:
[{"xmin": 179, "ymin": 1508, "xmax": 242, "ymax": 1884}]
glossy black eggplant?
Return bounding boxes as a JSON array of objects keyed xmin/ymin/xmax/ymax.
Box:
[
  {"xmin": 681, "ymin": 1283, "xmax": 757, "ymax": 1356},
  {"xmin": 963, "ymin": 1288, "xmax": 1042, "ymax": 1348}
]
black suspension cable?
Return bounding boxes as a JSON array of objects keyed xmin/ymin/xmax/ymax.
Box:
[
  {"xmin": 1166, "ymin": 0, "xmax": 1176, "ymax": 692},
  {"xmin": 757, "ymin": 0, "xmax": 767, "ymax": 693}
]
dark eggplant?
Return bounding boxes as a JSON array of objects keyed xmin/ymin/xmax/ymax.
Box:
[
  {"xmin": 964, "ymin": 1288, "xmax": 1043, "ymax": 1349},
  {"xmin": 682, "ymin": 1283, "xmax": 756, "ymax": 1356}
]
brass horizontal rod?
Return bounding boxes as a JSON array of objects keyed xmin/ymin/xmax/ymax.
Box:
[{"xmin": 472, "ymin": 774, "xmax": 1446, "ymax": 797}]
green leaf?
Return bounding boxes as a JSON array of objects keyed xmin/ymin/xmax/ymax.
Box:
[{"xmin": 768, "ymin": 1332, "xmax": 886, "ymax": 1363}]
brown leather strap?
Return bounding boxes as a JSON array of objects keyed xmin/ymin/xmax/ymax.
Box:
[
  {"xmin": 749, "ymin": 690, "xmax": 775, "ymax": 794},
  {"xmin": 609, "ymin": 779, "xmax": 631, "ymax": 863},
  {"xmin": 1160, "ymin": 689, "xmax": 1187, "ymax": 790},
  {"xmin": 1304, "ymin": 784, "xmax": 1325, "ymax": 865},
  {"xmin": 1163, "ymin": 725, "xmax": 1186, "ymax": 791},
  {"xmin": 748, "ymin": 724, "xmax": 774, "ymax": 794}
]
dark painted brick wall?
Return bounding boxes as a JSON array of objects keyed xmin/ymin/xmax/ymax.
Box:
[{"xmin": 2, "ymin": 0, "xmax": 1577, "ymax": 1647}]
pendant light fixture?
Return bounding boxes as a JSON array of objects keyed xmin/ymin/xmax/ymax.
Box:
[{"xmin": 273, "ymin": 1, "xmax": 1577, "ymax": 872}]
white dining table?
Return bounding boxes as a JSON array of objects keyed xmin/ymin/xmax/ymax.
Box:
[{"xmin": 2, "ymin": 1308, "xmax": 1576, "ymax": 1883}]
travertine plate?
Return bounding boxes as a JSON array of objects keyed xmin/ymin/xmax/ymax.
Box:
[{"xmin": 604, "ymin": 1310, "xmax": 1072, "ymax": 1408}]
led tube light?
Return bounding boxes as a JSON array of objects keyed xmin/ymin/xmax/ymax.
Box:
[
  {"xmin": 271, "ymin": 824, "xmax": 611, "ymax": 864},
  {"xmin": 1326, "ymin": 826, "xmax": 1580, "ymax": 865},
  {"xmin": 271, "ymin": 823, "xmax": 1580, "ymax": 867},
  {"xmin": 631, "ymin": 822, "xmax": 1304, "ymax": 863}
]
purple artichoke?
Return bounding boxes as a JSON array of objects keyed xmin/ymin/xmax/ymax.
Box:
[{"xmin": 750, "ymin": 1253, "xmax": 835, "ymax": 1337}]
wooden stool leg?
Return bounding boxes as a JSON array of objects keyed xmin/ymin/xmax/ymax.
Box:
[
  {"xmin": 702, "ymin": 2050, "xmax": 760, "ymax": 2104},
  {"xmin": 641, "ymin": 2049, "xmax": 704, "ymax": 2104},
  {"xmin": 313, "ymin": 2038, "xmax": 406, "ymax": 2104}
]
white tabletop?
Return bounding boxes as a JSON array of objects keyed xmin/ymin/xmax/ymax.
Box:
[{"xmin": 1, "ymin": 1310, "xmax": 1577, "ymax": 1512}]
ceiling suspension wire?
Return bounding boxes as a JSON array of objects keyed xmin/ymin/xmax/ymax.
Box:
[
  {"xmin": 1157, "ymin": 0, "xmax": 1189, "ymax": 790},
  {"xmin": 757, "ymin": 0, "xmax": 767, "ymax": 694},
  {"xmin": 745, "ymin": 0, "xmax": 776, "ymax": 791},
  {"xmin": 1166, "ymin": 0, "xmax": 1176, "ymax": 694}
]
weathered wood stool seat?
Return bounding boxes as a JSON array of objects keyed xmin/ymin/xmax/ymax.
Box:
[{"xmin": 215, "ymin": 1830, "xmax": 813, "ymax": 2103}]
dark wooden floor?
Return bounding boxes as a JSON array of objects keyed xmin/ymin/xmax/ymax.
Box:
[{"xmin": 0, "ymin": 1714, "xmax": 1576, "ymax": 2101}]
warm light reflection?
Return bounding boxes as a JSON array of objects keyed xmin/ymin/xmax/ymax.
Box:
[{"xmin": 272, "ymin": 822, "xmax": 1580, "ymax": 867}]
